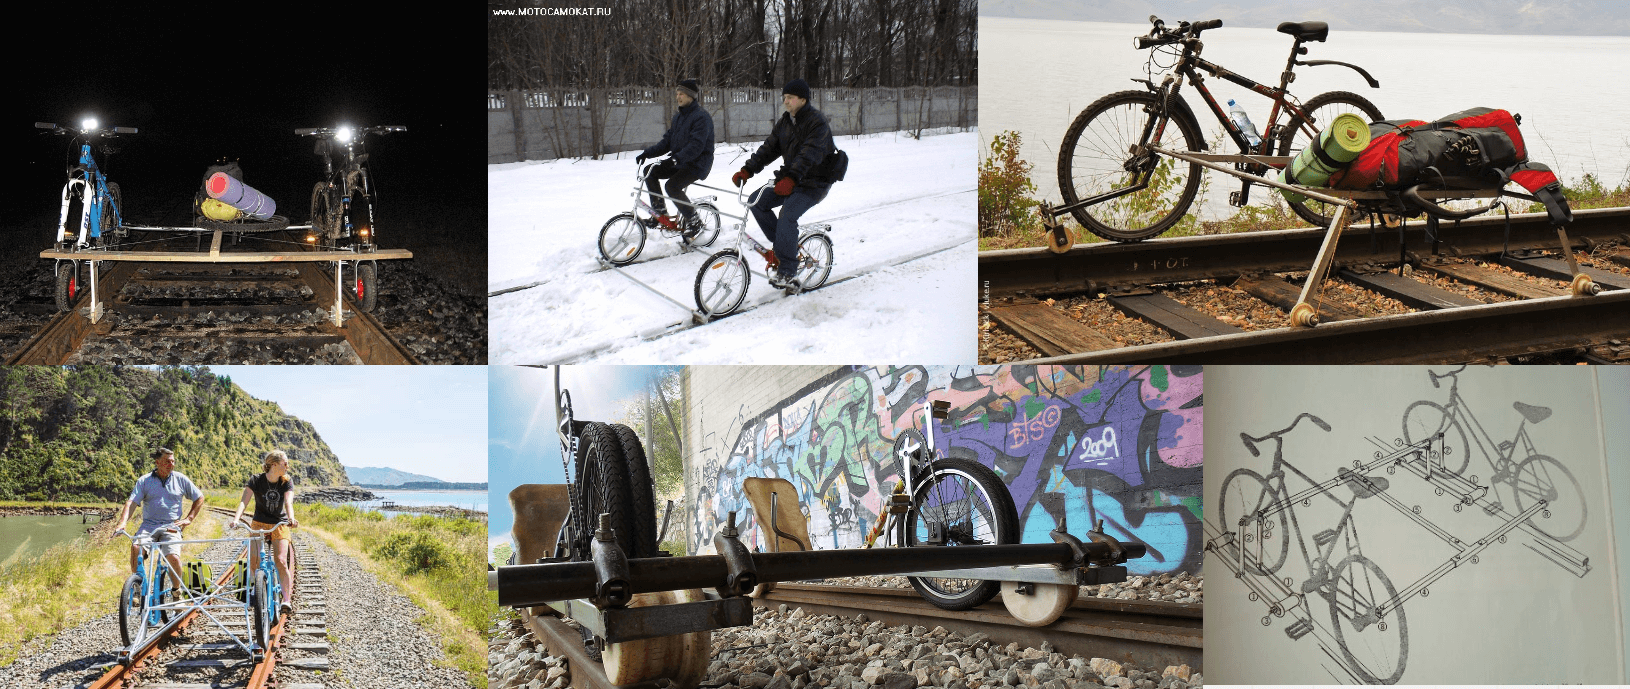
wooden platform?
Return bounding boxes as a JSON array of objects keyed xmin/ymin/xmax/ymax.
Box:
[{"xmin": 41, "ymin": 248, "xmax": 412, "ymax": 263}]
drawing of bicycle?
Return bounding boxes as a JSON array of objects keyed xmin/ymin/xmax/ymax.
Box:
[{"xmin": 1400, "ymin": 365, "xmax": 1586, "ymax": 542}]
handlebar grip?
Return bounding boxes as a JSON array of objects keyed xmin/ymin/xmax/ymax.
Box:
[
  {"xmin": 1136, "ymin": 36, "xmax": 1156, "ymax": 49},
  {"xmin": 1193, "ymin": 18, "xmax": 1222, "ymax": 31},
  {"xmin": 1240, "ymin": 433, "xmax": 1260, "ymax": 457},
  {"xmin": 113, "ymin": 126, "xmax": 137, "ymax": 134},
  {"xmin": 1307, "ymin": 414, "xmax": 1331, "ymax": 432},
  {"xmin": 294, "ymin": 128, "xmax": 320, "ymax": 135},
  {"xmin": 35, "ymin": 122, "xmax": 57, "ymax": 129}
]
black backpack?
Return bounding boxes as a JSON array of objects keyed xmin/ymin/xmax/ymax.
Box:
[{"xmin": 821, "ymin": 147, "xmax": 849, "ymax": 182}]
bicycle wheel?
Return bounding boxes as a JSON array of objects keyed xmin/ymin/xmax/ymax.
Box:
[
  {"xmin": 572, "ymin": 422, "xmax": 637, "ymax": 662},
  {"xmin": 55, "ymin": 263, "xmax": 78, "ymax": 312},
  {"xmin": 251, "ymin": 568, "xmax": 270, "ymax": 653},
  {"xmin": 691, "ymin": 202, "xmax": 723, "ymax": 247},
  {"xmin": 599, "ymin": 212, "xmax": 647, "ymax": 266},
  {"xmin": 1276, "ymin": 91, "xmax": 1383, "ymax": 228},
  {"xmin": 1057, "ymin": 89, "xmax": 1205, "ymax": 242},
  {"xmin": 1217, "ymin": 468, "xmax": 1288, "ymax": 575},
  {"xmin": 905, "ymin": 457, "xmax": 1019, "ymax": 610},
  {"xmin": 1400, "ymin": 401, "xmax": 1471, "ymax": 476},
  {"xmin": 1512, "ymin": 454, "xmax": 1586, "ymax": 542},
  {"xmin": 610, "ymin": 424, "xmax": 659, "ymax": 558},
  {"xmin": 310, "ymin": 182, "xmax": 339, "ymax": 238},
  {"xmin": 346, "ymin": 262, "xmax": 378, "ymax": 312},
  {"xmin": 694, "ymin": 249, "xmax": 750, "ymax": 317},
  {"xmin": 118, "ymin": 574, "xmax": 144, "ymax": 647},
  {"xmin": 795, "ymin": 233, "xmax": 833, "ymax": 290},
  {"xmin": 1328, "ymin": 554, "xmax": 1407, "ymax": 685},
  {"xmin": 102, "ymin": 183, "xmax": 124, "ymax": 244}
]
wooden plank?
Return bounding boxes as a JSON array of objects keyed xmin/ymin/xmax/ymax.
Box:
[
  {"xmin": 1106, "ymin": 293, "xmax": 1244, "ymax": 339},
  {"xmin": 39, "ymin": 248, "xmax": 413, "ymax": 263},
  {"xmin": 988, "ymin": 302, "xmax": 1116, "ymax": 356},
  {"xmin": 1605, "ymin": 247, "xmax": 1630, "ymax": 269},
  {"xmin": 1338, "ymin": 269, "xmax": 1484, "ymax": 310},
  {"xmin": 1500, "ymin": 255, "xmax": 1630, "ymax": 291},
  {"xmin": 208, "ymin": 229, "xmax": 223, "ymax": 258},
  {"xmin": 1233, "ymin": 274, "xmax": 1364, "ymax": 322},
  {"xmin": 1420, "ymin": 261, "xmax": 1567, "ymax": 299}
]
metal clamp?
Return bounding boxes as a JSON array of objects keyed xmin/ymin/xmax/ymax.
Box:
[
  {"xmin": 1085, "ymin": 518, "xmax": 1129, "ymax": 567},
  {"xmin": 712, "ymin": 511, "xmax": 758, "ymax": 597},
  {"xmin": 589, "ymin": 513, "xmax": 632, "ymax": 609},
  {"xmin": 1049, "ymin": 517, "xmax": 1091, "ymax": 570}
]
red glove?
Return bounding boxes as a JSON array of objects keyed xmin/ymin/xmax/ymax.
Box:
[
  {"xmin": 732, "ymin": 169, "xmax": 751, "ymax": 187},
  {"xmin": 774, "ymin": 177, "xmax": 795, "ymax": 196}
]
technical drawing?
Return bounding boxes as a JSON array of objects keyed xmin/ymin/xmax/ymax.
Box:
[{"xmin": 1206, "ymin": 369, "xmax": 1592, "ymax": 685}]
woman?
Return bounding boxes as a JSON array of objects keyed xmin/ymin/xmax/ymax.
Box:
[{"xmin": 232, "ymin": 449, "xmax": 300, "ymax": 614}]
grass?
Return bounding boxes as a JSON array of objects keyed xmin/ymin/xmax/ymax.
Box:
[
  {"xmin": 297, "ymin": 503, "xmax": 494, "ymax": 689},
  {"xmin": 0, "ymin": 502, "xmax": 224, "ymax": 667}
]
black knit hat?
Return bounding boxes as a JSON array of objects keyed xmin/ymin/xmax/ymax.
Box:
[
  {"xmin": 678, "ymin": 79, "xmax": 701, "ymax": 99},
  {"xmin": 782, "ymin": 78, "xmax": 810, "ymax": 100}
]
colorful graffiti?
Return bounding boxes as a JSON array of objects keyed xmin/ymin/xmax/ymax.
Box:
[{"xmin": 689, "ymin": 365, "xmax": 1204, "ymax": 575}]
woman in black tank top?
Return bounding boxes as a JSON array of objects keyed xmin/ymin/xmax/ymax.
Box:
[{"xmin": 231, "ymin": 450, "xmax": 299, "ymax": 613}]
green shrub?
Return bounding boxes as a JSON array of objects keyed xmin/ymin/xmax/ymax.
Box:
[
  {"xmin": 978, "ymin": 131, "xmax": 1041, "ymax": 238},
  {"xmin": 373, "ymin": 531, "xmax": 454, "ymax": 575}
]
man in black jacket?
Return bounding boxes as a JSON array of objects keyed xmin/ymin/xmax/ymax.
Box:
[
  {"xmin": 732, "ymin": 78, "xmax": 837, "ymax": 290},
  {"xmin": 637, "ymin": 78, "xmax": 715, "ymax": 238}
]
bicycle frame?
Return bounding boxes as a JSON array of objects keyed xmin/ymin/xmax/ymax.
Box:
[
  {"xmin": 1428, "ymin": 370, "xmax": 1538, "ymax": 478},
  {"xmin": 118, "ymin": 525, "xmax": 275, "ymax": 661},
  {"xmin": 57, "ymin": 143, "xmax": 123, "ymax": 247}
]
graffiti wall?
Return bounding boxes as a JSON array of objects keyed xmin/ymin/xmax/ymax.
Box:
[{"xmin": 686, "ymin": 365, "xmax": 1204, "ymax": 575}]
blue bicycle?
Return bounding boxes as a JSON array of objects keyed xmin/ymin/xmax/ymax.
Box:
[
  {"xmin": 36, "ymin": 117, "xmax": 137, "ymax": 310},
  {"xmin": 114, "ymin": 523, "xmax": 183, "ymax": 653}
]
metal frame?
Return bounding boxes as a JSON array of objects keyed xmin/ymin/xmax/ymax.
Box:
[{"xmin": 118, "ymin": 526, "xmax": 285, "ymax": 665}]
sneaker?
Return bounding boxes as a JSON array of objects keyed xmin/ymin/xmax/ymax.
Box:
[
  {"xmin": 280, "ymin": 601, "xmax": 293, "ymax": 616},
  {"xmin": 768, "ymin": 271, "xmax": 802, "ymax": 294},
  {"xmin": 654, "ymin": 214, "xmax": 681, "ymax": 231},
  {"xmin": 680, "ymin": 216, "xmax": 704, "ymax": 241}
]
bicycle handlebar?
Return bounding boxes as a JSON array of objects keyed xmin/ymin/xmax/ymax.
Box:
[
  {"xmin": 115, "ymin": 521, "xmax": 184, "ymax": 541},
  {"xmin": 1136, "ymin": 16, "xmax": 1222, "ymax": 49},
  {"xmin": 295, "ymin": 125, "xmax": 407, "ymax": 137},
  {"xmin": 1240, "ymin": 413, "xmax": 1331, "ymax": 457},
  {"xmin": 36, "ymin": 122, "xmax": 137, "ymax": 136},
  {"xmin": 1427, "ymin": 365, "xmax": 1468, "ymax": 388}
]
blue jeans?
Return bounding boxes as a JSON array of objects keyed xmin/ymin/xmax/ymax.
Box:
[{"xmin": 749, "ymin": 186, "xmax": 827, "ymax": 276}]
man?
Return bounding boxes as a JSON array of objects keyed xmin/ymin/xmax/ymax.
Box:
[
  {"xmin": 114, "ymin": 447, "xmax": 205, "ymax": 591},
  {"xmin": 732, "ymin": 78, "xmax": 840, "ymax": 291},
  {"xmin": 637, "ymin": 78, "xmax": 715, "ymax": 240}
]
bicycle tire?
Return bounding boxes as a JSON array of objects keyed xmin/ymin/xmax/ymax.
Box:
[
  {"xmin": 118, "ymin": 574, "xmax": 143, "ymax": 647},
  {"xmin": 1328, "ymin": 554, "xmax": 1407, "ymax": 684},
  {"xmin": 55, "ymin": 264, "xmax": 77, "ymax": 312},
  {"xmin": 599, "ymin": 212, "xmax": 647, "ymax": 266},
  {"xmin": 1276, "ymin": 91, "xmax": 1384, "ymax": 228},
  {"xmin": 1217, "ymin": 468, "xmax": 1288, "ymax": 575},
  {"xmin": 905, "ymin": 457, "xmax": 1019, "ymax": 610},
  {"xmin": 610, "ymin": 424, "xmax": 659, "ymax": 558},
  {"xmin": 1400, "ymin": 401, "xmax": 1470, "ymax": 476},
  {"xmin": 795, "ymin": 233, "xmax": 834, "ymax": 290},
  {"xmin": 572, "ymin": 421, "xmax": 637, "ymax": 662},
  {"xmin": 1057, "ymin": 89, "xmax": 1205, "ymax": 242},
  {"xmin": 1512, "ymin": 454, "xmax": 1585, "ymax": 542},
  {"xmin": 103, "ymin": 182, "xmax": 124, "ymax": 243},
  {"xmin": 348, "ymin": 262, "xmax": 378, "ymax": 313},
  {"xmin": 694, "ymin": 249, "xmax": 750, "ymax": 317},
  {"xmin": 252, "ymin": 568, "xmax": 270, "ymax": 652},
  {"xmin": 310, "ymin": 182, "xmax": 340, "ymax": 238},
  {"xmin": 691, "ymin": 202, "xmax": 723, "ymax": 248}
]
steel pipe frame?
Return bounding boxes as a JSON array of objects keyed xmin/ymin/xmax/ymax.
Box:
[{"xmin": 497, "ymin": 540, "xmax": 1147, "ymax": 609}]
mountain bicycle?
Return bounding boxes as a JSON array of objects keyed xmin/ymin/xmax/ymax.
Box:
[
  {"xmin": 295, "ymin": 124, "xmax": 406, "ymax": 311},
  {"xmin": 36, "ymin": 119, "xmax": 137, "ymax": 310},
  {"xmin": 598, "ymin": 158, "xmax": 723, "ymax": 266},
  {"xmin": 690, "ymin": 181, "xmax": 833, "ymax": 317},
  {"xmin": 1052, "ymin": 15, "xmax": 1383, "ymax": 244},
  {"xmin": 1216, "ymin": 413, "xmax": 1406, "ymax": 684},
  {"xmin": 1400, "ymin": 365, "xmax": 1586, "ymax": 542}
]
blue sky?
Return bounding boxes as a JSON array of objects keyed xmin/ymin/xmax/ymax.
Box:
[
  {"xmin": 210, "ymin": 366, "xmax": 487, "ymax": 483},
  {"xmin": 488, "ymin": 365, "xmax": 679, "ymax": 560}
]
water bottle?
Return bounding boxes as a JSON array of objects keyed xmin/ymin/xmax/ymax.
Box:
[{"xmin": 1228, "ymin": 99, "xmax": 1263, "ymax": 149}]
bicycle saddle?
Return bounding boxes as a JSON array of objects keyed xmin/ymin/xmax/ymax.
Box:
[
  {"xmin": 1512, "ymin": 401, "xmax": 1552, "ymax": 425},
  {"xmin": 1336, "ymin": 467, "xmax": 1388, "ymax": 499},
  {"xmin": 1277, "ymin": 21, "xmax": 1328, "ymax": 42}
]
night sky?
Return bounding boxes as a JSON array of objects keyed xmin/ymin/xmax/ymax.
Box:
[{"xmin": 4, "ymin": 5, "xmax": 482, "ymax": 255}]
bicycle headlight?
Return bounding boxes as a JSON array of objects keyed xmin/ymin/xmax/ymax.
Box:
[
  {"xmin": 336, "ymin": 125, "xmax": 354, "ymax": 143},
  {"xmin": 82, "ymin": 117, "xmax": 98, "ymax": 131}
]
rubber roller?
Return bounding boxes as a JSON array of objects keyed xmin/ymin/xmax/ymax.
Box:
[
  {"xmin": 205, "ymin": 172, "xmax": 277, "ymax": 220},
  {"xmin": 1278, "ymin": 113, "xmax": 1371, "ymax": 204}
]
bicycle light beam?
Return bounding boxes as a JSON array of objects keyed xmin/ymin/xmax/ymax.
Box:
[{"xmin": 205, "ymin": 173, "xmax": 277, "ymax": 220}]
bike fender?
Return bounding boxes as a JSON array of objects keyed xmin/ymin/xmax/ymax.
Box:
[{"xmin": 1297, "ymin": 59, "xmax": 1381, "ymax": 89}]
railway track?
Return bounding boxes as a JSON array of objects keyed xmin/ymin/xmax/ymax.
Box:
[
  {"xmin": 980, "ymin": 206, "xmax": 1630, "ymax": 363},
  {"xmin": 518, "ymin": 582, "xmax": 1200, "ymax": 689},
  {"xmin": 86, "ymin": 507, "xmax": 329, "ymax": 689},
  {"xmin": 8, "ymin": 230, "xmax": 417, "ymax": 365}
]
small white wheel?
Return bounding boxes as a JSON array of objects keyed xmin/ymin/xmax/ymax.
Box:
[
  {"xmin": 603, "ymin": 590, "xmax": 712, "ymax": 688},
  {"xmin": 1000, "ymin": 581, "xmax": 1078, "ymax": 627}
]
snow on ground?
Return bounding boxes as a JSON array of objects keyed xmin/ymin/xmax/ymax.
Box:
[{"xmin": 489, "ymin": 128, "xmax": 977, "ymax": 364}]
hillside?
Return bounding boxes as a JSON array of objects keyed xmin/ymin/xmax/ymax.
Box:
[
  {"xmin": 344, "ymin": 465, "xmax": 445, "ymax": 486},
  {"xmin": 0, "ymin": 366, "xmax": 350, "ymax": 502}
]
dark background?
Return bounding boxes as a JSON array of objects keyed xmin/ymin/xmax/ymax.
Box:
[{"xmin": 4, "ymin": 4, "xmax": 484, "ymax": 295}]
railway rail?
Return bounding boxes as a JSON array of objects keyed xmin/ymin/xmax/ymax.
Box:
[
  {"xmin": 8, "ymin": 228, "xmax": 417, "ymax": 364},
  {"xmin": 980, "ymin": 206, "xmax": 1630, "ymax": 363},
  {"xmin": 517, "ymin": 582, "xmax": 1200, "ymax": 689},
  {"xmin": 86, "ymin": 506, "xmax": 327, "ymax": 689}
]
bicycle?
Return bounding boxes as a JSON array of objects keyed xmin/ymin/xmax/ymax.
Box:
[
  {"xmin": 690, "ymin": 181, "xmax": 834, "ymax": 317},
  {"xmin": 1216, "ymin": 413, "xmax": 1406, "ymax": 684},
  {"xmin": 295, "ymin": 124, "xmax": 407, "ymax": 311},
  {"xmin": 1053, "ymin": 15, "xmax": 1383, "ymax": 244},
  {"xmin": 230, "ymin": 519, "xmax": 289, "ymax": 657},
  {"xmin": 114, "ymin": 522, "xmax": 183, "ymax": 652},
  {"xmin": 1399, "ymin": 365, "xmax": 1585, "ymax": 542},
  {"xmin": 597, "ymin": 158, "xmax": 724, "ymax": 266},
  {"xmin": 36, "ymin": 118, "xmax": 137, "ymax": 310}
]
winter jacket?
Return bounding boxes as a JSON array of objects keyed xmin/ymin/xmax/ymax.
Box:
[
  {"xmin": 643, "ymin": 101, "xmax": 715, "ymax": 178},
  {"xmin": 744, "ymin": 104, "xmax": 837, "ymax": 191}
]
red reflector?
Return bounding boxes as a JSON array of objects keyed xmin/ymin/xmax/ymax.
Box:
[{"xmin": 208, "ymin": 173, "xmax": 228, "ymax": 196}]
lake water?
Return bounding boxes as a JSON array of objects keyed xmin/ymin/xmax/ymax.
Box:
[
  {"xmin": 343, "ymin": 489, "xmax": 488, "ymax": 515},
  {"xmin": 982, "ymin": 16, "xmax": 1630, "ymax": 219},
  {"xmin": 0, "ymin": 514, "xmax": 103, "ymax": 567}
]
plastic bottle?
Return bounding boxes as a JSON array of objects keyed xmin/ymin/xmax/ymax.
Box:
[{"xmin": 1227, "ymin": 99, "xmax": 1263, "ymax": 149}]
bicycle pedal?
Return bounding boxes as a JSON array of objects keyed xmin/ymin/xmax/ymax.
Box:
[
  {"xmin": 1312, "ymin": 528, "xmax": 1338, "ymax": 547},
  {"xmin": 1228, "ymin": 190, "xmax": 1244, "ymax": 207},
  {"xmin": 1284, "ymin": 618, "xmax": 1314, "ymax": 640},
  {"xmin": 1498, "ymin": 440, "xmax": 1514, "ymax": 454}
]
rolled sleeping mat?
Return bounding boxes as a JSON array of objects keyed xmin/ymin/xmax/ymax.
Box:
[
  {"xmin": 1277, "ymin": 112, "xmax": 1371, "ymax": 204},
  {"xmin": 205, "ymin": 172, "xmax": 277, "ymax": 220}
]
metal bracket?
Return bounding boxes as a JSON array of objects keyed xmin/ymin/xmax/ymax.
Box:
[
  {"xmin": 712, "ymin": 511, "xmax": 758, "ymax": 597},
  {"xmin": 1084, "ymin": 518, "xmax": 1129, "ymax": 567},
  {"xmin": 590, "ymin": 514, "xmax": 632, "ymax": 609}
]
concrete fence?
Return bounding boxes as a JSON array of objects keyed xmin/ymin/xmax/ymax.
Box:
[{"xmin": 488, "ymin": 86, "xmax": 978, "ymax": 163}]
